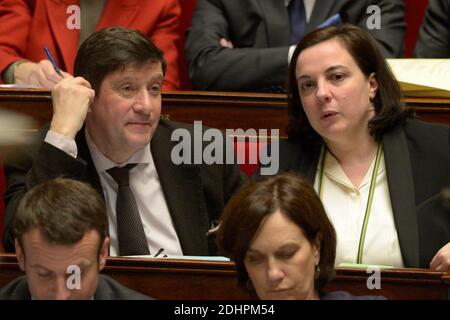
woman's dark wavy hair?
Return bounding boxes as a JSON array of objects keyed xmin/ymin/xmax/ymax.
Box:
[
  {"xmin": 217, "ymin": 173, "xmax": 336, "ymax": 294},
  {"xmin": 287, "ymin": 24, "xmax": 408, "ymax": 143}
]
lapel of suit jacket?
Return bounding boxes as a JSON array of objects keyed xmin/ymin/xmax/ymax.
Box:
[
  {"xmin": 383, "ymin": 125, "xmax": 419, "ymax": 267},
  {"xmin": 282, "ymin": 140, "xmax": 321, "ymax": 184},
  {"xmin": 96, "ymin": 0, "xmax": 140, "ymax": 30},
  {"xmin": 75, "ymin": 128, "xmax": 104, "ymax": 198},
  {"xmin": 45, "ymin": 0, "xmax": 80, "ymax": 72},
  {"xmin": 298, "ymin": 142, "xmax": 322, "ymax": 184},
  {"xmin": 256, "ymin": 0, "xmax": 290, "ymax": 46},
  {"xmin": 150, "ymin": 122, "xmax": 210, "ymax": 255},
  {"xmin": 307, "ymin": 0, "xmax": 337, "ymax": 31}
]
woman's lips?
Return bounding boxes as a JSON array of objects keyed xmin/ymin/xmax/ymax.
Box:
[{"xmin": 320, "ymin": 110, "xmax": 338, "ymax": 120}]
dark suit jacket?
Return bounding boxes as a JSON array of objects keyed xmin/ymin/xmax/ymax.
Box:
[
  {"xmin": 414, "ymin": 0, "xmax": 450, "ymax": 58},
  {"xmin": 257, "ymin": 119, "xmax": 450, "ymax": 268},
  {"xmin": 185, "ymin": 0, "xmax": 405, "ymax": 91},
  {"xmin": 2, "ymin": 120, "xmax": 244, "ymax": 255},
  {"xmin": 417, "ymin": 191, "xmax": 450, "ymax": 267},
  {"xmin": 0, "ymin": 275, "xmax": 151, "ymax": 300}
]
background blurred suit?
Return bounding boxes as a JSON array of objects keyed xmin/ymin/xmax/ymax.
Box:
[{"xmin": 185, "ymin": 0, "xmax": 405, "ymax": 92}]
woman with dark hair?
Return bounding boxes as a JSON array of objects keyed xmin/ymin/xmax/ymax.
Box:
[
  {"xmin": 258, "ymin": 24, "xmax": 449, "ymax": 270},
  {"xmin": 217, "ymin": 172, "xmax": 384, "ymax": 300}
]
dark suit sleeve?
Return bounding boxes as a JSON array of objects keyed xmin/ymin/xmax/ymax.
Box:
[
  {"xmin": 2, "ymin": 128, "xmax": 87, "ymax": 252},
  {"xmin": 414, "ymin": 0, "xmax": 450, "ymax": 58},
  {"xmin": 342, "ymin": 0, "xmax": 405, "ymax": 57},
  {"xmin": 185, "ymin": 0, "xmax": 289, "ymax": 91},
  {"xmin": 417, "ymin": 192, "xmax": 450, "ymax": 268}
]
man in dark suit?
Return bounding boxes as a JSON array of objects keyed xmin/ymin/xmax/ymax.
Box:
[
  {"xmin": 0, "ymin": 178, "xmax": 150, "ymax": 299},
  {"xmin": 185, "ymin": 0, "xmax": 405, "ymax": 92},
  {"xmin": 2, "ymin": 27, "xmax": 243, "ymax": 256},
  {"xmin": 414, "ymin": 0, "xmax": 450, "ymax": 58}
]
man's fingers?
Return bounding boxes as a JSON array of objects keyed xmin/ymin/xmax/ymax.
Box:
[
  {"xmin": 54, "ymin": 78, "xmax": 95, "ymax": 105},
  {"xmin": 430, "ymin": 252, "xmax": 439, "ymax": 269},
  {"xmin": 62, "ymin": 71, "xmax": 73, "ymax": 79},
  {"xmin": 429, "ymin": 242, "xmax": 450, "ymax": 271},
  {"xmin": 220, "ymin": 38, "xmax": 234, "ymax": 48},
  {"xmin": 67, "ymin": 76, "xmax": 93, "ymax": 89},
  {"xmin": 434, "ymin": 263, "xmax": 444, "ymax": 271},
  {"xmin": 35, "ymin": 67, "xmax": 57, "ymax": 89},
  {"xmin": 39, "ymin": 60, "xmax": 64, "ymax": 84},
  {"xmin": 87, "ymin": 88, "xmax": 96, "ymax": 105}
]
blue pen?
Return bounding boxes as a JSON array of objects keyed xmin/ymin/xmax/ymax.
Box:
[
  {"xmin": 44, "ymin": 47, "xmax": 63, "ymax": 77},
  {"xmin": 317, "ymin": 13, "xmax": 343, "ymax": 29}
]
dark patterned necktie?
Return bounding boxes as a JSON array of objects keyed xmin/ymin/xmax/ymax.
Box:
[
  {"xmin": 288, "ymin": 0, "xmax": 307, "ymax": 45},
  {"xmin": 107, "ymin": 164, "xmax": 150, "ymax": 255}
]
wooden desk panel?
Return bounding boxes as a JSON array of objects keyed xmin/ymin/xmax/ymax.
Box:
[
  {"xmin": 0, "ymin": 89, "xmax": 449, "ymax": 134},
  {"xmin": 1, "ymin": 254, "xmax": 448, "ymax": 300},
  {"xmin": 328, "ymin": 267, "xmax": 450, "ymax": 300}
]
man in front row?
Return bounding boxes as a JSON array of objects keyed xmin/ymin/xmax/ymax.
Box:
[
  {"xmin": 3, "ymin": 27, "xmax": 243, "ymax": 256},
  {"xmin": 0, "ymin": 178, "xmax": 150, "ymax": 299}
]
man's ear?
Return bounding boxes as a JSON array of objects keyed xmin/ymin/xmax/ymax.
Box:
[
  {"xmin": 98, "ymin": 237, "xmax": 110, "ymax": 272},
  {"xmin": 312, "ymin": 233, "xmax": 322, "ymax": 266},
  {"xmin": 15, "ymin": 239, "xmax": 26, "ymax": 272}
]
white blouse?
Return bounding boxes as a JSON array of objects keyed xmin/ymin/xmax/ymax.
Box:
[{"xmin": 314, "ymin": 150, "xmax": 404, "ymax": 267}]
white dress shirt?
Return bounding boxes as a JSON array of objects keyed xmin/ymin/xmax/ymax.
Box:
[
  {"xmin": 287, "ymin": 0, "xmax": 316, "ymax": 62},
  {"xmin": 45, "ymin": 130, "xmax": 183, "ymax": 256},
  {"xmin": 314, "ymin": 150, "xmax": 405, "ymax": 267},
  {"xmin": 285, "ymin": 0, "xmax": 316, "ymax": 21}
]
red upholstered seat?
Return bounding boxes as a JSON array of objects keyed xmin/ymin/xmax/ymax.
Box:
[{"xmin": 233, "ymin": 139, "xmax": 267, "ymax": 177}]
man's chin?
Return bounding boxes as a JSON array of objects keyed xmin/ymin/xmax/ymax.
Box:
[{"xmin": 126, "ymin": 134, "xmax": 152, "ymax": 150}]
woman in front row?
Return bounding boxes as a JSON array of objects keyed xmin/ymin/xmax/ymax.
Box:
[
  {"xmin": 257, "ymin": 25, "xmax": 449, "ymax": 270},
  {"xmin": 217, "ymin": 173, "xmax": 384, "ymax": 300}
]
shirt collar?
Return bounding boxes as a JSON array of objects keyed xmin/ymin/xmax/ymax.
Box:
[
  {"xmin": 85, "ymin": 128, "xmax": 152, "ymax": 173},
  {"xmin": 323, "ymin": 149, "xmax": 386, "ymax": 191}
]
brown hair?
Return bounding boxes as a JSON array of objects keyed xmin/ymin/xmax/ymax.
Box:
[
  {"xmin": 217, "ymin": 172, "xmax": 336, "ymax": 292},
  {"xmin": 74, "ymin": 27, "xmax": 167, "ymax": 92},
  {"xmin": 287, "ymin": 24, "xmax": 409, "ymax": 144},
  {"xmin": 14, "ymin": 178, "xmax": 108, "ymax": 254}
]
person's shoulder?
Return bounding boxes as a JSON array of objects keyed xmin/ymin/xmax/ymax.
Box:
[
  {"xmin": 95, "ymin": 275, "xmax": 153, "ymax": 300},
  {"xmin": 402, "ymin": 119, "xmax": 449, "ymax": 150},
  {"xmin": 403, "ymin": 118, "xmax": 449, "ymax": 136},
  {"xmin": 0, "ymin": 276, "xmax": 31, "ymax": 300},
  {"xmin": 321, "ymin": 290, "xmax": 387, "ymax": 300}
]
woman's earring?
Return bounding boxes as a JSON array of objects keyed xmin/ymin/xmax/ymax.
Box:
[
  {"xmin": 246, "ymin": 279, "xmax": 254, "ymax": 291},
  {"xmin": 314, "ymin": 264, "xmax": 321, "ymax": 279}
]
